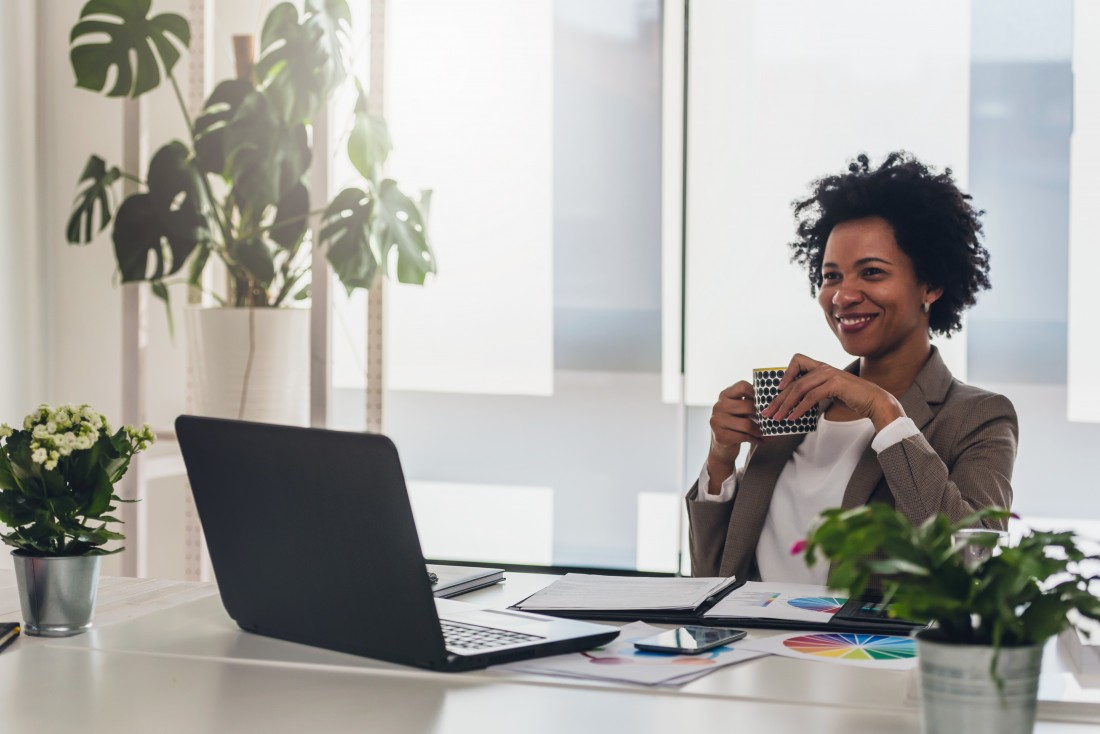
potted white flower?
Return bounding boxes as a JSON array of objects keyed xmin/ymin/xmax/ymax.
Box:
[
  {"xmin": 800, "ymin": 505, "xmax": 1100, "ymax": 734},
  {"xmin": 0, "ymin": 404, "xmax": 154, "ymax": 636}
]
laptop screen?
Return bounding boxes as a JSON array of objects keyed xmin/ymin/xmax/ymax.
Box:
[{"xmin": 176, "ymin": 415, "xmax": 449, "ymax": 667}]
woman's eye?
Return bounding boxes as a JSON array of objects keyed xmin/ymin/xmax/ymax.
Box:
[
  {"xmin": 821, "ymin": 272, "xmax": 840, "ymax": 282},
  {"xmin": 862, "ymin": 267, "xmax": 885, "ymax": 277}
]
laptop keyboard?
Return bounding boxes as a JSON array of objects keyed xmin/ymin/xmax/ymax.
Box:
[{"xmin": 441, "ymin": 619, "xmax": 544, "ymax": 652}]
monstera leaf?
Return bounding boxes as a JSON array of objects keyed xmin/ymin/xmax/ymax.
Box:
[
  {"xmin": 113, "ymin": 141, "xmax": 208, "ymax": 282},
  {"xmin": 270, "ymin": 181, "xmax": 310, "ymax": 250},
  {"xmin": 256, "ymin": 0, "xmax": 352, "ymax": 125},
  {"xmin": 66, "ymin": 155, "xmax": 121, "ymax": 244},
  {"xmin": 224, "ymin": 91, "xmax": 311, "ymax": 220},
  {"xmin": 320, "ymin": 181, "xmax": 435, "ymax": 291},
  {"xmin": 320, "ymin": 187, "xmax": 378, "ymax": 292},
  {"xmin": 348, "ymin": 91, "xmax": 392, "ymax": 185},
  {"xmin": 230, "ymin": 238, "xmax": 277, "ymax": 290},
  {"xmin": 374, "ymin": 180, "xmax": 436, "ymax": 285},
  {"xmin": 193, "ymin": 79, "xmax": 254, "ymax": 176},
  {"xmin": 70, "ymin": 0, "xmax": 190, "ymax": 98}
]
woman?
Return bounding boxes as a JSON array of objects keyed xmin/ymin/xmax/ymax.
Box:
[{"xmin": 687, "ymin": 152, "xmax": 1018, "ymax": 583}]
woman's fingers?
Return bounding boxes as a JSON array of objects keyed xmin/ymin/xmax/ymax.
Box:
[
  {"xmin": 709, "ymin": 381, "xmax": 763, "ymax": 457},
  {"xmin": 765, "ymin": 364, "xmax": 833, "ymax": 421},
  {"xmin": 775, "ymin": 353, "xmax": 820, "ymax": 392},
  {"xmin": 763, "ymin": 355, "xmax": 893, "ymax": 423},
  {"xmin": 718, "ymin": 380, "xmax": 755, "ymax": 401}
]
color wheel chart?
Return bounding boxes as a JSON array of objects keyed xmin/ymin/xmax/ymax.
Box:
[
  {"xmin": 783, "ymin": 633, "xmax": 916, "ymax": 662},
  {"xmin": 786, "ymin": 596, "xmax": 846, "ymax": 614}
]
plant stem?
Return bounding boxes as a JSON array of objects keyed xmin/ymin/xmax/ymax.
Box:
[
  {"xmin": 167, "ymin": 72, "xmax": 237, "ymax": 274},
  {"xmin": 167, "ymin": 73, "xmax": 195, "ymax": 133},
  {"xmin": 118, "ymin": 172, "xmax": 147, "ymax": 187}
]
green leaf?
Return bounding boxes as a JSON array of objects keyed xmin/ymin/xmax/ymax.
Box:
[
  {"xmin": 70, "ymin": 0, "xmax": 190, "ymax": 98},
  {"xmin": 319, "ymin": 187, "xmax": 377, "ymax": 292},
  {"xmin": 194, "ymin": 79, "xmax": 254, "ymax": 176},
  {"xmin": 0, "ymin": 449, "xmax": 25, "ymax": 493},
  {"xmin": 375, "ymin": 180, "xmax": 436, "ymax": 285},
  {"xmin": 151, "ymin": 280, "xmax": 174, "ymax": 338},
  {"xmin": 256, "ymin": 0, "xmax": 352, "ymax": 125},
  {"xmin": 67, "ymin": 155, "xmax": 122, "ymax": 243},
  {"xmin": 348, "ymin": 99, "xmax": 391, "ymax": 184},
  {"xmin": 270, "ymin": 181, "xmax": 310, "ymax": 249},
  {"xmin": 113, "ymin": 141, "xmax": 208, "ymax": 282},
  {"xmin": 224, "ymin": 92, "xmax": 311, "ymax": 220},
  {"xmin": 232, "ymin": 239, "xmax": 276, "ymax": 289}
]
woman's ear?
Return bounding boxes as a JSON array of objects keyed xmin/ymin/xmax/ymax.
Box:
[{"xmin": 923, "ymin": 285, "xmax": 944, "ymax": 307}]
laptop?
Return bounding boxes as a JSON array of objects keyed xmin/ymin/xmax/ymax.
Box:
[{"xmin": 174, "ymin": 415, "xmax": 619, "ymax": 672}]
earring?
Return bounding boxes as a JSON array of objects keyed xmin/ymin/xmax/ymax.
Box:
[{"xmin": 922, "ymin": 302, "xmax": 931, "ymax": 314}]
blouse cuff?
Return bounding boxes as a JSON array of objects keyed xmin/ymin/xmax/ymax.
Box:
[
  {"xmin": 871, "ymin": 416, "xmax": 921, "ymax": 453},
  {"xmin": 693, "ymin": 462, "xmax": 737, "ymax": 503}
]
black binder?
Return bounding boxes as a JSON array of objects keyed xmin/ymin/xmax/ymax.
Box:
[{"xmin": 511, "ymin": 578, "xmax": 925, "ymax": 635}]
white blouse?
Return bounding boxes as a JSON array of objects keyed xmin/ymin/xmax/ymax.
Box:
[{"xmin": 694, "ymin": 415, "xmax": 919, "ymax": 583}]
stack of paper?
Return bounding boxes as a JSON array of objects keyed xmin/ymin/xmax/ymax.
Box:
[
  {"xmin": 512, "ymin": 574, "xmax": 738, "ymax": 613},
  {"xmin": 702, "ymin": 581, "xmax": 850, "ymax": 625}
]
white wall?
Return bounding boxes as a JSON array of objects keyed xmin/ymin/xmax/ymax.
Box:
[{"xmin": 0, "ymin": 0, "xmax": 44, "ymax": 420}]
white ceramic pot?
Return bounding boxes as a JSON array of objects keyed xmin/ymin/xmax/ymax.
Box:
[
  {"xmin": 916, "ymin": 630, "xmax": 1043, "ymax": 734},
  {"xmin": 185, "ymin": 306, "xmax": 310, "ymax": 426}
]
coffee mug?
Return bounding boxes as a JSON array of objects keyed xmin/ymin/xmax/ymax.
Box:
[{"xmin": 752, "ymin": 367, "xmax": 819, "ymax": 437}]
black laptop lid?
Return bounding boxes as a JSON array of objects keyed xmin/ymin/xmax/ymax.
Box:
[{"xmin": 175, "ymin": 415, "xmax": 448, "ymax": 667}]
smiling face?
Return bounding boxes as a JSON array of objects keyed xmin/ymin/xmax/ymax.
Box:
[{"xmin": 818, "ymin": 216, "xmax": 942, "ymax": 362}]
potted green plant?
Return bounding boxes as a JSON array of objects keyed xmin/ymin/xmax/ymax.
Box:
[
  {"xmin": 800, "ymin": 505, "xmax": 1100, "ymax": 734},
  {"xmin": 65, "ymin": 0, "xmax": 435, "ymax": 423},
  {"xmin": 0, "ymin": 404, "xmax": 155, "ymax": 636}
]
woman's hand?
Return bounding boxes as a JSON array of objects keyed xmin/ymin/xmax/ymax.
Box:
[
  {"xmin": 706, "ymin": 381, "xmax": 763, "ymax": 494},
  {"xmin": 762, "ymin": 354, "xmax": 904, "ymax": 431}
]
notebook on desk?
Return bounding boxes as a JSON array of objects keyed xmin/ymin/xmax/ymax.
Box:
[
  {"xmin": 513, "ymin": 576, "xmax": 924, "ymax": 634},
  {"xmin": 175, "ymin": 415, "xmax": 618, "ymax": 672}
]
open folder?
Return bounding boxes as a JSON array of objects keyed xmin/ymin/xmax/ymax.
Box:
[{"xmin": 511, "ymin": 575, "xmax": 925, "ymax": 634}]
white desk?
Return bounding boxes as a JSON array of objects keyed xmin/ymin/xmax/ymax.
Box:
[{"xmin": 1, "ymin": 570, "xmax": 1097, "ymax": 733}]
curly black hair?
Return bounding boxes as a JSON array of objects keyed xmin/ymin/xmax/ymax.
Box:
[{"xmin": 789, "ymin": 151, "xmax": 990, "ymax": 336}]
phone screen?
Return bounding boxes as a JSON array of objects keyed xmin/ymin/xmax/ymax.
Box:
[{"xmin": 633, "ymin": 626, "xmax": 746, "ymax": 654}]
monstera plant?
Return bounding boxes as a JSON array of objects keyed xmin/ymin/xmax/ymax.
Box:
[{"xmin": 65, "ymin": 0, "xmax": 435, "ymax": 313}]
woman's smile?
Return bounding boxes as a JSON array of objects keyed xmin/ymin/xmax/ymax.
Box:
[{"xmin": 833, "ymin": 311, "xmax": 879, "ymax": 333}]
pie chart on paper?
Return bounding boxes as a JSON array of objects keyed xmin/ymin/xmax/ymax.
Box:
[
  {"xmin": 785, "ymin": 596, "xmax": 847, "ymax": 614},
  {"xmin": 782, "ymin": 632, "xmax": 917, "ymax": 661}
]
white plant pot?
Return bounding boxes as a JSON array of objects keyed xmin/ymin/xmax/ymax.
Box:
[
  {"xmin": 915, "ymin": 631, "xmax": 1043, "ymax": 734},
  {"xmin": 185, "ymin": 306, "xmax": 310, "ymax": 426}
]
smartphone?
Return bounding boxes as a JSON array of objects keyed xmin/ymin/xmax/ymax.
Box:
[{"xmin": 633, "ymin": 626, "xmax": 746, "ymax": 654}]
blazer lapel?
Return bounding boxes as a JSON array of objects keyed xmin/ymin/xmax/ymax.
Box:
[{"xmin": 719, "ymin": 433, "xmax": 804, "ymax": 578}]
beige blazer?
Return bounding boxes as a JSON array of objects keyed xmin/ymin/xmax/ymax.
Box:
[{"xmin": 686, "ymin": 347, "xmax": 1018, "ymax": 580}]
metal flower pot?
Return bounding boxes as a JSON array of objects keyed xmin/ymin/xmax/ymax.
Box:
[
  {"xmin": 916, "ymin": 630, "xmax": 1043, "ymax": 734},
  {"xmin": 11, "ymin": 551, "xmax": 101, "ymax": 637}
]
